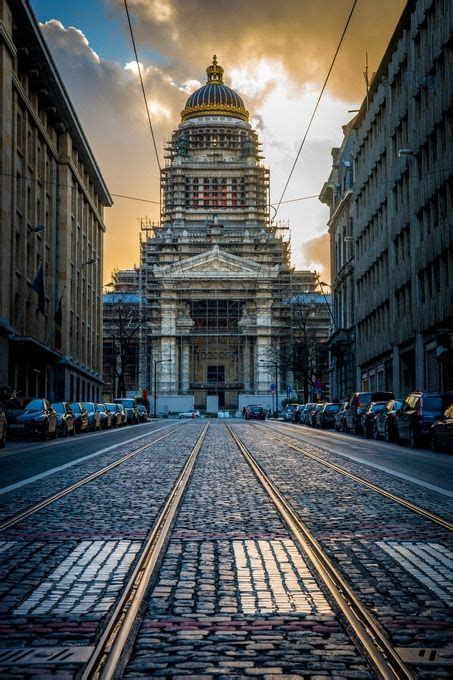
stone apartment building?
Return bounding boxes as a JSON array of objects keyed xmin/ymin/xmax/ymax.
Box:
[
  {"xmin": 324, "ymin": 0, "xmax": 452, "ymax": 398},
  {"xmin": 320, "ymin": 120, "xmax": 356, "ymax": 401},
  {"xmin": 0, "ymin": 0, "xmax": 112, "ymax": 402}
]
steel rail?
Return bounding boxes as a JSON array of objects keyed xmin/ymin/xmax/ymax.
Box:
[
  {"xmin": 81, "ymin": 424, "xmax": 209, "ymax": 680},
  {"xmin": 227, "ymin": 425, "xmax": 414, "ymax": 680},
  {"xmin": 0, "ymin": 424, "xmax": 186, "ymax": 532},
  {"xmin": 259, "ymin": 422, "xmax": 453, "ymax": 531}
]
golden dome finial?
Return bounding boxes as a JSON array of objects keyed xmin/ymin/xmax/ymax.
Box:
[{"xmin": 206, "ymin": 54, "xmax": 223, "ymax": 83}]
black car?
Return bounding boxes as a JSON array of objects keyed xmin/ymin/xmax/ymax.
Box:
[
  {"xmin": 361, "ymin": 401, "xmax": 387, "ymax": 438},
  {"xmin": 51, "ymin": 402, "xmax": 76, "ymax": 437},
  {"xmin": 334, "ymin": 401, "xmax": 349, "ymax": 431},
  {"xmin": 373, "ymin": 399, "xmax": 402, "ymax": 442},
  {"xmin": 345, "ymin": 391, "xmax": 394, "ymax": 434},
  {"xmin": 105, "ymin": 402, "xmax": 122, "ymax": 427},
  {"xmin": 136, "ymin": 404, "xmax": 148, "ymax": 423},
  {"xmin": 311, "ymin": 403, "xmax": 325, "ymax": 427},
  {"xmin": 244, "ymin": 405, "xmax": 266, "ymax": 420},
  {"xmin": 291, "ymin": 405, "xmax": 305, "ymax": 423},
  {"xmin": 69, "ymin": 402, "xmax": 89, "ymax": 434},
  {"xmin": 431, "ymin": 404, "xmax": 453, "ymax": 453},
  {"xmin": 316, "ymin": 402, "xmax": 340, "ymax": 429},
  {"xmin": 4, "ymin": 397, "xmax": 57, "ymax": 440},
  {"xmin": 396, "ymin": 391, "xmax": 453, "ymax": 448}
]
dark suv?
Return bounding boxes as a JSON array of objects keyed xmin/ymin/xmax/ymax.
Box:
[
  {"xmin": 396, "ymin": 391, "xmax": 453, "ymax": 448},
  {"xmin": 345, "ymin": 391, "xmax": 394, "ymax": 434},
  {"xmin": 244, "ymin": 405, "xmax": 266, "ymax": 421}
]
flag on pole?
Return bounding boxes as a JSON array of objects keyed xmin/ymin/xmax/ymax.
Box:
[
  {"xmin": 54, "ymin": 296, "xmax": 63, "ymax": 351},
  {"xmin": 31, "ymin": 264, "xmax": 45, "ymax": 315}
]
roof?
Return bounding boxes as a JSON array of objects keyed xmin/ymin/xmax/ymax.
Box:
[
  {"xmin": 181, "ymin": 56, "xmax": 248, "ymax": 122},
  {"xmin": 290, "ymin": 292, "xmax": 332, "ymax": 305}
]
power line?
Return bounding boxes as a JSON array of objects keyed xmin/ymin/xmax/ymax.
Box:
[
  {"xmin": 274, "ymin": 0, "xmax": 358, "ymax": 218},
  {"xmin": 123, "ymin": 0, "xmax": 161, "ymax": 172},
  {"xmin": 111, "ymin": 193, "xmax": 160, "ymax": 205},
  {"xmin": 274, "ymin": 194, "xmax": 319, "ymax": 205}
]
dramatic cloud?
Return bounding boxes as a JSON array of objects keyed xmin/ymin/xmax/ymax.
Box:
[
  {"xmin": 39, "ymin": 1, "xmax": 405, "ymax": 281},
  {"xmin": 301, "ymin": 232, "xmax": 331, "ymax": 281}
]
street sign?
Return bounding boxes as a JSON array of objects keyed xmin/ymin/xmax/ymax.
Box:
[{"xmin": 269, "ymin": 383, "xmax": 276, "ymax": 391}]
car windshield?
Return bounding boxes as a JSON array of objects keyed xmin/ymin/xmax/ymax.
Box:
[
  {"xmin": 357, "ymin": 393, "xmax": 372, "ymax": 407},
  {"xmin": 96, "ymin": 405, "xmax": 105, "ymax": 412},
  {"xmin": 105, "ymin": 404, "xmax": 115, "ymax": 412},
  {"xmin": 82, "ymin": 402, "xmax": 94, "ymax": 412},
  {"xmin": 52, "ymin": 403, "xmax": 65, "ymax": 413},
  {"xmin": 325, "ymin": 404, "xmax": 340, "ymax": 412},
  {"xmin": 371, "ymin": 403, "xmax": 385, "ymax": 411},
  {"xmin": 250, "ymin": 407, "xmax": 263, "ymax": 413},
  {"xmin": 117, "ymin": 399, "xmax": 135, "ymax": 408},
  {"xmin": 70, "ymin": 403, "xmax": 81, "ymax": 413}
]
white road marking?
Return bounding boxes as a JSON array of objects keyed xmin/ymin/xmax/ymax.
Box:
[
  {"xmin": 377, "ymin": 541, "xmax": 453, "ymax": 606},
  {"xmin": 0, "ymin": 424, "xmax": 179, "ymax": 496},
  {"xmin": 233, "ymin": 538, "xmax": 333, "ymax": 615},
  {"xmin": 14, "ymin": 540, "xmax": 141, "ymax": 616}
]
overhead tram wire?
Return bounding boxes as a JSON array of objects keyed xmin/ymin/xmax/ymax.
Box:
[
  {"xmin": 274, "ymin": 0, "xmax": 358, "ymax": 219},
  {"xmin": 123, "ymin": 0, "xmax": 161, "ymax": 173}
]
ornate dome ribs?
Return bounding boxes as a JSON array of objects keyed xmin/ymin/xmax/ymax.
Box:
[{"xmin": 181, "ymin": 55, "xmax": 249, "ymax": 122}]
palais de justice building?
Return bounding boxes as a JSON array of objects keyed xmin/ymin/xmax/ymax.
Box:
[{"xmin": 123, "ymin": 57, "xmax": 319, "ymax": 411}]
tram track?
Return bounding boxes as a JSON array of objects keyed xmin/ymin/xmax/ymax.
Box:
[
  {"xmin": 0, "ymin": 423, "xmax": 186, "ymax": 532},
  {"xmin": 226, "ymin": 424, "xmax": 414, "ymax": 680},
  {"xmin": 81, "ymin": 424, "xmax": 209, "ymax": 680},
  {"xmin": 257, "ymin": 421, "xmax": 453, "ymax": 531}
]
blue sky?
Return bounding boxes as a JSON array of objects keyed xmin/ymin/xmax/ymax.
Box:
[{"xmin": 29, "ymin": 0, "xmax": 165, "ymax": 67}]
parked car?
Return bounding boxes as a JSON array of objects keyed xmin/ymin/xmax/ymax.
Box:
[
  {"xmin": 334, "ymin": 402, "xmax": 349, "ymax": 431},
  {"xmin": 311, "ymin": 403, "xmax": 325, "ymax": 427},
  {"xmin": 4, "ymin": 397, "xmax": 57, "ymax": 440},
  {"xmin": 114, "ymin": 398, "xmax": 139, "ymax": 424},
  {"xmin": 136, "ymin": 404, "xmax": 148, "ymax": 422},
  {"xmin": 316, "ymin": 402, "xmax": 341, "ymax": 429},
  {"xmin": 0, "ymin": 405, "xmax": 7, "ymax": 448},
  {"xmin": 51, "ymin": 401, "xmax": 76, "ymax": 437},
  {"xmin": 301, "ymin": 403, "xmax": 316, "ymax": 425},
  {"xmin": 69, "ymin": 402, "xmax": 89, "ymax": 434},
  {"xmin": 361, "ymin": 401, "xmax": 387, "ymax": 438},
  {"xmin": 104, "ymin": 402, "xmax": 122, "ymax": 427},
  {"xmin": 178, "ymin": 409, "xmax": 201, "ymax": 418},
  {"xmin": 82, "ymin": 402, "xmax": 101, "ymax": 432},
  {"xmin": 430, "ymin": 404, "xmax": 453, "ymax": 453},
  {"xmin": 115, "ymin": 403, "xmax": 127, "ymax": 426},
  {"xmin": 373, "ymin": 399, "xmax": 402, "ymax": 442},
  {"xmin": 244, "ymin": 405, "xmax": 266, "ymax": 421},
  {"xmin": 282, "ymin": 404, "xmax": 299, "ymax": 421},
  {"xmin": 291, "ymin": 405, "xmax": 305, "ymax": 423},
  {"xmin": 96, "ymin": 403, "xmax": 112, "ymax": 429},
  {"xmin": 396, "ymin": 391, "xmax": 453, "ymax": 448},
  {"xmin": 345, "ymin": 391, "xmax": 394, "ymax": 434}
]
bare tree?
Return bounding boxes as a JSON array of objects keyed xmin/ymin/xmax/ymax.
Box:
[{"xmin": 104, "ymin": 292, "xmax": 141, "ymax": 398}]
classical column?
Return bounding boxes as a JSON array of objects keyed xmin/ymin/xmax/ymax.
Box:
[
  {"xmin": 254, "ymin": 290, "xmax": 273, "ymax": 393},
  {"xmin": 242, "ymin": 336, "xmax": 251, "ymax": 392},
  {"xmin": 182, "ymin": 339, "xmax": 190, "ymax": 393},
  {"xmin": 159, "ymin": 289, "xmax": 177, "ymax": 393}
]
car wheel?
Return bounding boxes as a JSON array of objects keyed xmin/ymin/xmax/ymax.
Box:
[
  {"xmin": 0, "ymin": 430, "xmax": 6, "ymax": 448},
  {"xmin": 71, "ymin": 424, "xmax": 76, "ymax": 436},
  {"xmin": 430, "ymin": 435, "xmax": 439, "ymax": 452},
  {"xmin": 41, "ymin": 429, "xmax": 49, "ymax": 442},
  {"xmin": 372, "ymin": 424, "xmax": 379, "ymax": 440},
  {"xmin": 63, "ymin": 424, "xmax": 68, "ymax": 438},
  {"xmin": 51, "ymin": 426, "xmax": 58, "ymax": 439},
  {"xmin": 409, "ymin": 428, "xmax": 419, "ymax": 449}
]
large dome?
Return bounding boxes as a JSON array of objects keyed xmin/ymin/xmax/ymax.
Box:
[{"xmin": 181, "ymin": 56, "xmax": 249, "ymax": 123}]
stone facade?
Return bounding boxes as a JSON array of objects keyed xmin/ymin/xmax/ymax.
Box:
[
  {"xmin": 320, "ymin": 120, "xmax": 356, "ymax": 401},
  {"xmin": 0, "ymin": 0, "xmax": 111, "ymax": 402},
  {"xmin": 324, "ymin": 0, "xmax": 452, "ymax": 398},
  {"xmin": 133, "ymin": 59, "xmax": 321, "ymax": 411}
]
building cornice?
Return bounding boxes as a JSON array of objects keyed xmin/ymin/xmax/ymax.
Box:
[{"xmin": 327, "ymin": 190, "xmax": 353, "ymax": 229}]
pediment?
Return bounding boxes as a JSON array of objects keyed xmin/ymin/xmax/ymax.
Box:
[{"xmin": 154, "ymin": 246, "xmax": 278, "ymax": 279}]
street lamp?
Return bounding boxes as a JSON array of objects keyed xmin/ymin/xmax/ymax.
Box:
[
  {"xmin": 260, "ymin": 359, "xmax": 278, "ymax": 417},
  {"xmin": 153, "ymin": 358, "xmax": 171, "ymax": 418}
]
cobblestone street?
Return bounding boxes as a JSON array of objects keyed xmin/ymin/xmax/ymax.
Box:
[{"xmin": 0, "ymin": 421, "xmax": 452, "ymax": 677}]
